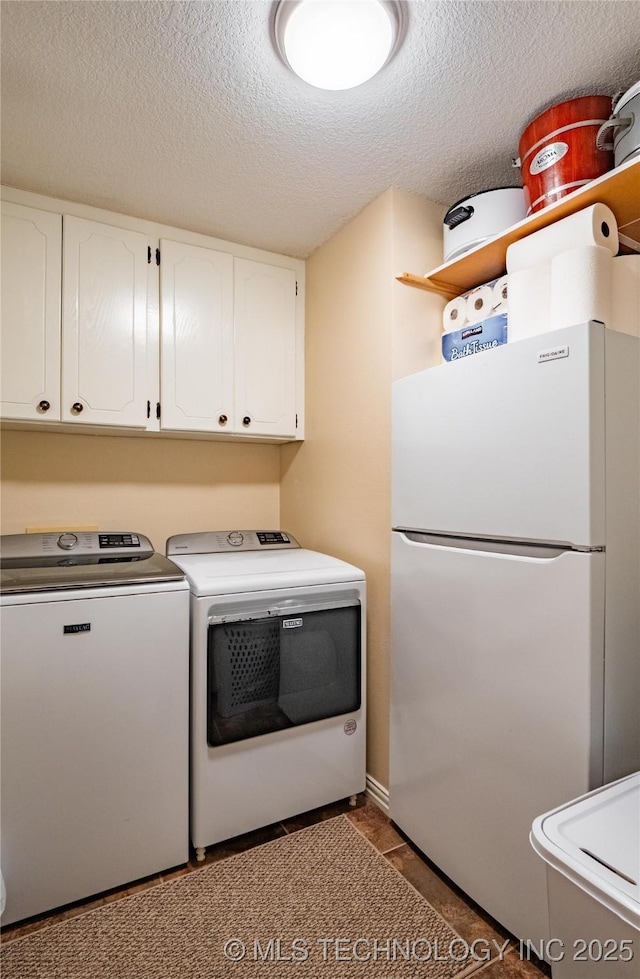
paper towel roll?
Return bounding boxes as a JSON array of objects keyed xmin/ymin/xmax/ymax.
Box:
[
  {"xmin": 507, "ymin": 266, "xmax": 552, "ymax": 341},
  {"xmin": 492, "ymin": 275, "xmax": 509, "ymax": 313},
  {"xmin": 506, "ymin": 203, "xmax": 619, "ymax": 273},
  {"xmin": 550, "ymin": 245, "xmax": 612, "ymax": 331},
  {"xmin": 611, "ymin": 255, "xmax": 640, "ymax": 337},
  {"xmin": 443, "ymin": 295, "xmax": 468, "ymax": 331},
  {"xmin": 465, "ymin": 285, "xmax": 494, "ymax": 324}
]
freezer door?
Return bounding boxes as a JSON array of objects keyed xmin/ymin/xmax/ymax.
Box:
[
  {"xmin": 392, "ymin": 323, "xmax": 605, "ymax": 547},
  {"xmin": 389, "ymin": 530, "xmax": 605, "ymax": 945}
]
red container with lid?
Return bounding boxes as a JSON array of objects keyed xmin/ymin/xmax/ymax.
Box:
[{"xmin": 518, "ymin": 95, "xmax": 614, "ymax": 215}]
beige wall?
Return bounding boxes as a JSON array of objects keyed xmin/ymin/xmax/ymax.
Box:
[
  {"xmin": 0, "ymin": 431, "xmax": 280, "ymax": 550},
  {"xmin": 280, "ymin": 190, "xmax": 394, "ymax": 786},
  {"xmin": 281, "ymin": 188, "xmax": 445, "ymax": 788},
  {"xmin": 391, "ymin": 189, "xmax": 448, "ymax": 380}
]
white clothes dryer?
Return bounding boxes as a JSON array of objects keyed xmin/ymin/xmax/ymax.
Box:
[{"xmin": 166, "ymin": 530, "xmax": 366, "ymax": 861}]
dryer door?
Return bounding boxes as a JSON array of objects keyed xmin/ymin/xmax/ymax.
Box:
[{"xmin": 207, "ymin": 601, "xmax": 361, "ymax": 745}]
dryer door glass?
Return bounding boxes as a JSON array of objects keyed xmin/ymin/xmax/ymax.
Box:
[{"xmin": 207, "ymin": 604, "xmax": 361, "ymax": 745}]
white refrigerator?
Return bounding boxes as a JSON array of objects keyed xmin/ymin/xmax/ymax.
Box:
[{"xmin": 389, "ymin": 321, "xmax": 640, "ymax": 946}]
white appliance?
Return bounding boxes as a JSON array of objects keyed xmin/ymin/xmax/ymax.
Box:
[
  {"xmin": 0, "ymin": 532, "xmax": 190, "ymax": 925},
  {"xmin": 166, "ymin": 530, "xmax": 366, "ymax": 861},
  {"xmin": 531, "ymin": 773, "xmax": 639, "ymax": 978},
  {"xmin": 389, "ymin": 322, "xmax": 640, "ymax": 947},
  {"xmin": 443, "ymin": 187, "xmax": 527, "ymax": 263}
]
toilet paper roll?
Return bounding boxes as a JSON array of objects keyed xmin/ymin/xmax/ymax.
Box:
[
  {"xmin": 611, "ymin": 255, "xmax": 640, "ymax": 337},
  {"xmin": 507, "ymin": 266, "xmax": 552, "ymax": 342},
  {"xmin": 550, "ymin": 245, "xmax": 612, "ymax": 331},
  {"xmin": 443, "ymin": 295, "xmax": 468, "ymax": 331},
  {"xmin": 506, "ymin": 203, "xmax": 619, "ymax": 273},
  {"xmin": 465, "ymin": 285, "xmax": 494, "ymax": 324},
  {"xmin": 492, "ymin": 275, "xmax": 509, "ymax": 313}
]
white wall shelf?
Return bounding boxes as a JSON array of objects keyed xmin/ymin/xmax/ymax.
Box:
[{"xmin": 397, "ymin": 157, "xmax": 640, "ymax": 299}]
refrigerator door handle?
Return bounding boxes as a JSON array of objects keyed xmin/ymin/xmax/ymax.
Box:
[{"xmin": 396, "ymin": 530, "xmax": 577, "ymax": 560}]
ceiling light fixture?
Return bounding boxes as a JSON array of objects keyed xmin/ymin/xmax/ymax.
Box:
[{"xmin": 272, "ymin": 0, "xmax": 406, "ymax": 91}]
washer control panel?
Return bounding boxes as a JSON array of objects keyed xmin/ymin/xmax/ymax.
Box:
[
  {"xmin": 1, "ymin": 532, "xmax": 151, "ymax": 561},
  {"xmin": 167, "ymin": 530, "xmax": 300, "ymax": 555}
]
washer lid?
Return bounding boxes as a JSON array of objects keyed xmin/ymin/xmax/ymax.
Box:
[
  {"xmin": 168, "ymin": 547, "xmax": 365, "ymax": 597},
  {"xmin": 530, "ymin": 772, "xmax": 640, "ymax": 930}
]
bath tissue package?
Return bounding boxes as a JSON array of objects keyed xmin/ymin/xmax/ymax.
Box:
[
  {"xmin": 550, "ymin": 245, "xmax": 613, "ymax": 332},
  {"xmin": 507, "ymin": 266, "xmax": 551, "ymax": 342},
  {"xmin": 509, "ymin": 251, "xmax": 640, "ymax": 339},
  {"xmin": 442, "ymin": 313, "xmax": 508, "ymax": 362},
  {"xmin": 506, "ymin": 203, "xmax": 619, "ymax": 273},
  {"xmin": 611, "ymin": 255, "xmax": 640, "ymax": 337}
]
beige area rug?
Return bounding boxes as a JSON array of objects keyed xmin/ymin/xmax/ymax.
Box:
[{"xmin": 1, "ymin": 816, "xmax": 477, "ymax": 979}]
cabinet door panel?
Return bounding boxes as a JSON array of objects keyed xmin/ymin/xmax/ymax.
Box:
[
  {"xmin": 160, "ymin": 239, "xmax": 234, "ymax": 432},
  {"xmin": 234, "ymin": 259, "xmax": 297, "ymax": 437},
  {"xmin": 62, "ymin": 216, "xmax": 148, "ymax": 427},
  {"xmin": 1, "ymin": 202, "xmax": 61, "ymax": 420}
]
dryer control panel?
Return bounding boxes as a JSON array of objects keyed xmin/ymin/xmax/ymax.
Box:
[{"xmin": 167, "ymin": 530, "xmax": 300, "ymax": 555}]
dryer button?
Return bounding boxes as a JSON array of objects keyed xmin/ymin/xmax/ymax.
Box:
[{"xmin": 227, "ymin": 532, "xmax": 244, "ymax": 547}]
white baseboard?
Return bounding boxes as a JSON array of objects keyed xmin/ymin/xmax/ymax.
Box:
[{"xmin": 365, "ymin": 773, "xmax": 389, "ymax": 812}]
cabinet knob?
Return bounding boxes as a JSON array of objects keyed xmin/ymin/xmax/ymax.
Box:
[
  {"xmin": 218, "ymin": 414, "xmax": 228, "ymax": 425},
  {"xmin": 38, "ymin": 400, "xmax": 51, "ymax": 412},
  {"xmin": 71, "ymin": 402, "xmax": 84, "ymax": 414},
  {"xmin": 242, "ymin": 416, "xmax": 251, "ymax": 427}
]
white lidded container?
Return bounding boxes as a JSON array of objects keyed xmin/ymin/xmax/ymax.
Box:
[
  {"xmin": 443, "ymin": 186, "xmax": 526, "ymax": 263},
  {"xmin": 531, "ymin": 772, "xmax": 639, "ymax": 978},
  {"xmin": 597, "ymin": 81, "xmax": 640, "ymax": 168}
]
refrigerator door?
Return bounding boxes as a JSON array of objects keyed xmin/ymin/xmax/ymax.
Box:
[
  {"xmin": 389, "ymin": 530, "xmax": 605, "ymax": 945},
  {"xmin": 392, "ymin": 323, "xmax": 605, "ymax": 548}
]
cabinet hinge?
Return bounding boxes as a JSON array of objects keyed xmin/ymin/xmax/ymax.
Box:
[
  {"xmin": 147, "ymin": 400, "xmax": 151, "ymax": 418},
  {"xmin": 295, "ymin": 281, "xmax": 298, "ymax": 296},
  {"xmin": 156, "ymin": 248, "xmax": 160, "ymax": 266},
  {"xmin": 147, "ymin": 246, "xmax": 152, "ymax": 264},
  {"xmin": 295, "ymin": 413, "xmax": 298, "ymax": 428},
  {"xmin": 156, "ymin": 402, "xmax": 161, "ymax": 419}
]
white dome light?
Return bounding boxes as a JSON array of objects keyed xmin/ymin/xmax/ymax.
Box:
[{"xmin": 273, "ymin": 1, "xmax": 404, "ymax": 91}]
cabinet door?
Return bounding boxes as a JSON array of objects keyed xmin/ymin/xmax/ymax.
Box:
[
  {"xmin": 1, "ymin": 202, "xmax": 61, "ymax": 421},
  {"xmin": 234, "ymin": 259, "xmax": 297, "ymax": 437},
  {"xmin": 160, "ymin": 239, "xmax": 234, "ymax": 432},
  {"xmin": 62, "ymin": 216, "xmax": 148, "ymax": 427}
]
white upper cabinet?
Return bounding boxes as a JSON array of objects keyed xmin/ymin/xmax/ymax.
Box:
[
  {"xmin": 234, "ymin": 259, "xmax": 297, "ymax": 438},
  {"xmin": 160, "ymin": 245, "xmax": 299, "ymax": 438},
  {"xmin": 62, "ymin": 216, "xmax": 148, "ymax": 427},
  {"xmin": 1, "ymin": 202, "xmax": 62, "ymax": 421},
  {"xmin": 1, "ymin": 188, "xmax": 304, "ymax": 442},
  {"xmin": 160, "ymin": 239, "xmax": 234, "ymax": 433}
]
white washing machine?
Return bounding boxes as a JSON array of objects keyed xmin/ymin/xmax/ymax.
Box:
[
  {"xmin": 166, "ymin": 530, "xmax": 366, "ymax": 860},
  {"xmin": 0, "ymin": 532, "xmax": 190, "ymax": 925}
]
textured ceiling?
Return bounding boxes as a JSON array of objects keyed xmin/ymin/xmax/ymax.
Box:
[{"xmin": 2, "ymin": 1, "xmax": 639, "ymax": 258}]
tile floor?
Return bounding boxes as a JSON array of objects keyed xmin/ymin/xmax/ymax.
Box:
[{"xmin": 1, "ymin": 795, "xmax": 550, "ymax": 977}]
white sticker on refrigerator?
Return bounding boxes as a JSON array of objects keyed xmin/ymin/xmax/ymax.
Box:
[{"xmin": 538, "ymin": 345, "xmax": 569, "ymax": 364}]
